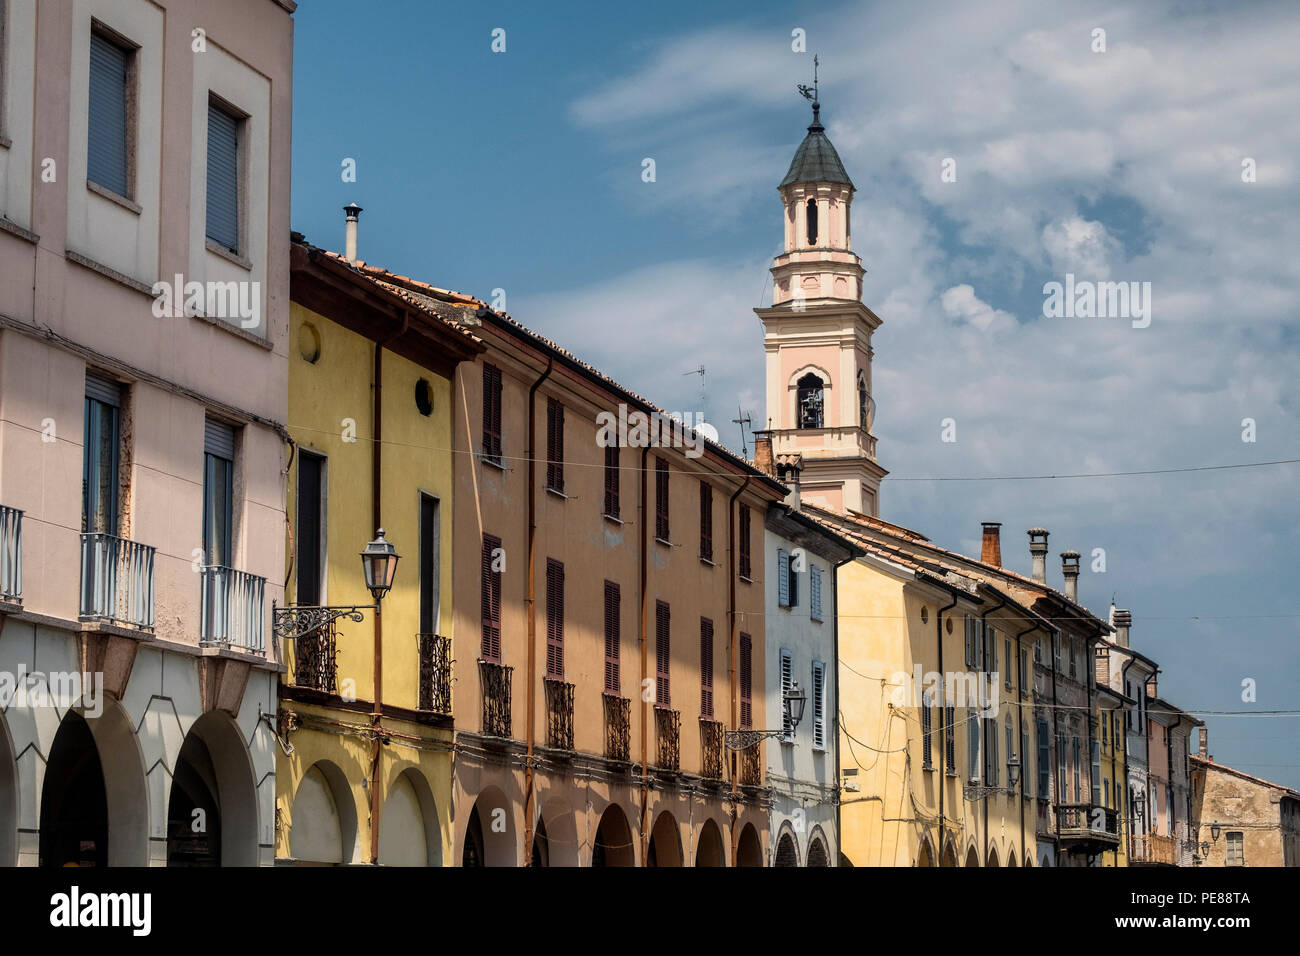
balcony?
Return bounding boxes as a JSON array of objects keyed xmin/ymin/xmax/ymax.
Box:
[
  {"xmin": 739, "ymin": 745, "xmax": 762, "ymax": 788},
  {"xmin": 291, "ymin": 619, "xmax": 338, "ymax": 693},
  {"xmin": 654, "ymin": 706, "xmax": 680, "ymax": 772},
  {"xmin": 0, "ymin": 505, "xmax": 21, "ymax": 604},
  {"xmin": 417, "ymin": 634, "xmax": 452, "ymax": 715},
  {"xmin": 200, "ymin": 566, "xmax": 267, "ymax": 654},
  {"xmin": 1129, "ymin": 832, "xmax": 1177, "ymax": 866},
  {"xmin": 479, "ymin": 659, "xmax": 512, "ymax": 738},
  {"xmin": 544, "ymin": 677, "xmax": 575, "ymax": 750},
  {"xmin": 1057, "ymin": 803, "xmax": 1120, "ymax": 849},
  {"xmin": 603, "ymin": 693, "xmax": 630, "ymax": 763},
  {"xmin": 700, "ymin": 718, "xmax": 724, "ymax": 781},
  {"xmin": 80, "ymin": 533, "xmax": 155, "ymax": 630}
]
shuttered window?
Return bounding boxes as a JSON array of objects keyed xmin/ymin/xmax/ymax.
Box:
[
  {"xmin": 1037, "ymin": 721, "xmax": 1050, "ymax": 798},
  {"xmin": 603, "ymin": 444, "xmax": 619, "ymax": 518},
  {"xmin": 480, "ymin": 533, "xmax": 502, "ymax": 661},
  {"xmin": 203, "ymin": 421, "xmax": 236, "ymax": 568},
  {"xmin": 1226, "ymin": 832, "xmax": 1244, "ymax": 866},
  {"xmin": 964, "ymin": 615, "xmax": 975, "ymax": 666},
  {"xmin": 1058, "ymin": 734, "xmax": 1067, "ymax": 801},
  {"xmin": 88, "ymin": 30, "xmax": 130, "ymax": 197},
  {"xmin": 739, "ymin": 632, "xmax": 753, "ymax": 729},
  {"xmin": 698, "ymin": 481, "xmax": 712, "ymax": 561},
  {"xmin": 1020, "ymin": 648, "xmax": 1029, "ymax": 697},
  {"xmin": 655, "ymin": 600, "xmax": 670, "ymax": 707},
  {"xmin": 1091, "ymin": 737, "xmax": 1101, "ymax": 798},
  {"xmin": 811, "ymin": 661, "xmax": 826, "ymax": 749},
  {"xmin": 968, "ymin": 716, "xmax": 981, "ymax": 782},
  {"xmin": 738, "ymin": 505, "xmax": 752, "ymax": 579},
  {"xmin": 810, "ymin": 566, "xmax": 823, "ymax": 622},
  {"xmin": 921, "ymin": 702, "xmax": 933, "ymax": 769},
  {"xmin": 779, "ymin": 649, "xmax": 793, "ymax": 738},
  {"xmin": 206, "ymin": 101, "xmax": 240, "ymax": 253},
  {"xmin": 654, "ymin": 457, "xmax": 669, "ymax": 540},
  {"xmin": 985, "ymin": 718, "xmax": 999, "ymax": 786},
  {"xmin": 603, "ymin": 581, "xmax": 620, "ymax": 693},
  {"xmin": 545, "ymin": 559, "xmax": 564, "ymax": 678},
  {"xmin": 1006, "ymin": 719, "xmax": 1015, "ymax": 781},
  {"xmin": 988, "ymin": 626, "xmax": 997, "ymax": 675},
  {"xmin": 1021, "ymin": 728, "xmax": 1031, "ymax": 795},
  {"xmin": 1073, "ymin": 736, "xmax": 1081, "ymax": 801},
  {"xmin": 777, "ymin": 549, "xmax": 790, "ymax": 607},
  {"xmin": 545, "ymin": 398, "xmax": 564, "ymax": 493},
  {"xmin": 699, "ymin": 618, "xmax": 713, "ymax": 718},
  {"xmin": 83, "ymin": 375, "xmax": 121, "ymax": 536},
  {"xmin": 945, "ymin": 705, "xmax": 956, "ymax": 772},
  {"xmin": 481, "ymin": 364, "xmax": 502, "ymax": 463},
  {"xmin": 295, "ymin": 452, "xmax": 325, "ymax": 606},
  {"xmin": 1004, "ymin": 636, "xmax": 1012, "ymax": 688}
]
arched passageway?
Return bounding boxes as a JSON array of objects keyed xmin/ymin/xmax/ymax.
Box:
[
  {"xmin": 695, "ymin": 818, "xmax": 724, "ymax": 866},
  {"xmin": 736, "ymin": 823, "xmax": 762, "ymax": 867},
  {"xmin": 379, "ymin": 769, "xmax": 441, "ymax": 867},
  {"xmin": 592, "ymin": 803, "xmax": 635, "ymax": 867},
  {"xmin": 40, "ymin": 712, "xmax": 106, "ymax": 867},
  {"xmin": 807, "ymin": 831, "xmax": 830, "ymax": 867},
  {"xmin": 167, "ymin": 712, "xmax": 258, "ymax": 866},
  {"xmin": 462, "ymin": 786, "xmax": 516, "ymax": 867},
  {"xmin": 646, "ymin": 811, "xmax": 682, "ymax": 867},
  {"xmin": 775, "ymin": 831, "xmax": 798, "ymax": 866},
  {"xmin": 289, "ymin": 760, "xmax": 358, "ymax": 864}
]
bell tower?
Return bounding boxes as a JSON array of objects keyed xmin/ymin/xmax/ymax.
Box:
[{"xmin": 755, "ymin": 77, "xmax": 887, "ymax": 517}]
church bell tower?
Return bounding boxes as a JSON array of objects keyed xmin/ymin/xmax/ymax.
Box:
[{"xmin": 755, "ymin": 78, "xmax": 887, "ymax": 516}]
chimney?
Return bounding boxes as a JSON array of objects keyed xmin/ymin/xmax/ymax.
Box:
[
  {"xmin": 1027, "ymin": 528, "xmax": 1049, "ymax": 584},
  {"xmin": 980, "ymin": 522, "xmax": 1002, "ymax": 566},
  {"xmin": 777, "ymin": 454, "xmax": 804, "ymax": 512},
  {"xmin": 1060, "ymin": 550, "xmax": 1081, "ymax": 602},
  {"xmin": 343, "ymin": 202, "xmax": 363, "ymax": 263},
  {"xmin": 1198, "ymin": 726, "xmax": 1209, "ymax": 759},
  {"xmin": 1112, "ymin": 608, "xmax": 1131, "ymax": 648},
  {"xmin": 753, "ymin": 432, "xmax": 774, "ymax": 477}
]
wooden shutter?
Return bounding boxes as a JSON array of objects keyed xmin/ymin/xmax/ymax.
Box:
[
  {"xmin": 779, "ymin": 649, "xmax": 793, "ymax": 736},
  {"xmin": 655, "ymin": 457, "xmax": 669, "ymax": 540},
  {"xmin": 1091, "ymin": 737, "xmax": 1101, "ymax": 797},
  {"xmin": 206, "ymin": 102, "xmax": 240, "ymax": 252},
  {"xmin": 739, "ymin": 632, "xmax": 752, "ymax": 729},
  {"xmin": 604, "ymin": 444, "xmax": 619, "ymax": 518},
  {"xmin": 945, "ymin": 705, "xmax": 956, "ymax": 772},
  {"xmin": 968, "ymin": 716, "xmax": 980, "ymax": 782},
  {"xmin": 964, "ymin": 615, "xmax": 974, "ymax": 666},
  {"xmin": 546, "ymin": 398, "xmax": 564, "ymax": 492},
  {"xmin": 480, "ymin": 534, "xmax": 502, "ymax": 661},
  {"xmin": 603, "ymin": 581, "xmax": 620, "ymax": 693},
  {"xmin": 699, "ymin": 481, "xmax": 712, "ymax": 561},
  {"xmin": 988, "ymin": 626, "xmax": 997, "ymax": 674},
  {"xmin": 545, "ymin": 559, "xmax": 564, "ymax": 678},
  {"xmin": 810, "ymin": 567, "xmax": 823, "ymax": 622},
  {"xmin": 88, "ymin": 32, "xmax": 129, "ymax": 197},
  {"xmin": 777, "ymin": 549, "xmax": 790, "ymax": 607},
  {"xmin": 987, "ymin": 718, "xmax": 998, "ymax": 785},
  {"xmin": 699, "ymin": 618, "xmax": 713, "ymax": 717},
  {"xmin": 812, "ymin": 661, "xmax": 826, "ymax": 749},
  {"xmin": 738, "ymin": 505, "xmax": 751, "ymax": 579},
  {"xmin": 482, "ymin": 365, "xmax": 502, "ymax": 461},
  {"xmin": 655, "ymin": 600, "xmax": 670, "ymax": 707},
  {"xmin": 1073, "ymin": 737, "xmax": 1081, "ymax": 801},
  {"xmin": 1004, "ymin": 636, "xmax": 1012, "ymax": 687},
  {"xmin": 922, "ymin": 700, "xmax": 932, "ymax": 768},
  {"xmin": 1022, "ymin": 727, "xmax": 1031, "ymax": 790}
]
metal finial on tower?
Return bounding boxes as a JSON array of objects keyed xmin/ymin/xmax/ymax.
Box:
[{"xmin": 796, "ymin": 55, "xmax": 822, "ymax": 129}]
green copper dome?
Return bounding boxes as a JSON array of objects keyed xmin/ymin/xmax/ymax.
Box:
[{"xmin": 780, "ymin": 103, "xmax": 853, "ymax": 189}]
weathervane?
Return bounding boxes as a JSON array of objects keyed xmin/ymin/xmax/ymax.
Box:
[{"xmin": 797, "ymin": 54, "xmax": 819, "ymax": 105}]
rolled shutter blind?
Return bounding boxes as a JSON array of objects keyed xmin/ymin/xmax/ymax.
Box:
[
  {"xmin": 85, "ymin": 372, "xmax": 122, "ymax": 406},
  {"xmin": 204, "ymin": 420, "xmax": 236, "ymax": 460},
  {"xmin": 206, "ymin": 103, "xmax": 240, "ymax": 252},
  {"xmin": 88, "ymin": 33, "xmax": 129, "ymax": 196}
]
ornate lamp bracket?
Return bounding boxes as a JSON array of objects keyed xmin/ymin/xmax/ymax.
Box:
[
  {"xmin": 271, "ymin": 601, "xmax": 373, "ymax": 642},
  {"xmin": 724, "ymin": 729, "xmax": 788, "ymax": 751}
]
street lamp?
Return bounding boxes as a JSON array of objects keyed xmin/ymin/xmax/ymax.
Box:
[
  {"xmin": 724, "ymin": 681, "xmax": 809, "ymax": 751},
  {"xmin": 360, "ymin": 528, "xmax": 400, "ymax": 602},
  {"xmin": 272, "ymin": 528, "xmax": 402, "ymax": 642},
  {"xmin": 1007, "ymin": 753, "xmax": 1022, "ymax": 791},
  {"xmin": 785, "ymin": 681, "xmax": 807, "ymax": 729},
  {"xmin": 1210, "ymin": 823, "xmax": 1221, "ymax": 843}
]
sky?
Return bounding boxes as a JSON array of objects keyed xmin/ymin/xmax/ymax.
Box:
[{"xmin": 291, "ymin": 0, "xmax": 1300, "ymax": 788}]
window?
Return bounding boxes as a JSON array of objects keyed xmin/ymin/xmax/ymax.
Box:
[
  {"xmin": 779, "ymin": 649, "xmax": 793, "ymax": 738},
  {"xmin": 985, "ymin": 718, "xmax": 999, "ymax": 786},
  {"xmin": 418, "ymin": 495, "xmax": 439, "ymax": 634},
  {"xmin": 811, "ymin": 661, "xmax": 826, "ymax": 750},
  {"xmin": 1057, "ymin": 734, "xmax": 1067, "ymax": 801},
  {"xmin": 1034, "ymin": 639, "xmax": 1043, "ymax": 664},
  {"xmin": 654, "ymin": 457, "xmax": 669, "ymax": 541},
  {"xmin": 968, "ymin": 716, "xmax": 981, "ymax": 782},
  {"xmin": 857, "ymin": 371, "xmax": 870, "ymax": 428},
  {"xmin": 480, "ymin": 534, "xmax": 502, "ymax": 661},
  {"xmin": 603, "ymin": 581, "xmax": 620, "ymax": 693},
  {"xmin": 922, "ymin": 702, "xmax": 933, "ymax": 769},
  {"xmin": 603, "ymin": 444, "xmax": 619, "ymax": 519},
  {"xmin": 1069, "ymin": 641, "xmax": 1077, "ymax": 679},
  {"xmin": 481, "ymin": 364, "xmax": 503, "ymax": 464},
  {"xmin": 1005, "ymin": 718, "xmax": 1014, "ymax": 780},
  {"xmin": 203, "ymin": 421, "xmax": 235, "ymax": 569},
  {"xmin": 545, "ymin": 559, "xmax": 564, "ymax": 678},
  {"xmin": 1090, "ymin": 739, "xmax": 1101, "ymax": 802},
  {"xmin": 296, "ymin": 452, "xmax": 326, "ymax": 606},
  {"xmin": 739, "ymin": 632, "xmax": 753, "ymax": 729},
  {"xmin": 699, "ymin": 481, "xmax": 713, "ymax": 561},
  {"xmin": 1021, "ymin": 727, "xmax": 1030, "ymax": 794},
  {"xmin": 83, "ymin": 375, "xmax": 121, "ymax": 536},
  {"xmin": 1225, "ymin": 831, "xmax": 1244, "ymax": 866},
  {"xmin": 206, "ymin": 99, "xmax": 242, "ymax": 254},
  {"xmin": 1072, "ymin": 736, "xmax": 1082, "ymax": 802},
  {"xmin": 88, "ymin": 27, "xmax": 133, "ymax": 198},
  {"xmin": 1004, "ymin": 636, "xmax": 1012, "ymax": 688},
  {"xmin": 945, "ymin": 705, "xmax": 956, "ymax": 772},
  {"xmin": 1104, "ymin": 779, "xmax": 1111, "ymax": 807},
  {"xmin": 964, "ymin": 615, "xmax": 974, "ymax": 667},
  {"xmin": 655, "ymin": 600, "xmax": 670, "ymax": 707},
  {"xmin": 699, "ymin": 618, "xmax": 714, "ymax": 718},
  {"xmin": 545, "ymin": 398, "xmax": 564, "ymax": 493},
  {"xmin": 810, "ymin": 566, "xmax": 823, "ymax": 622},
  {"xmin": 738, "ymin": 505, "xmax": 752, "ymax": 579},
  {"xmin": 1102, "ymin": 712, "xmax": 1109, "ymax": 749},
  {"xmin": 1020, "ymin": 648, "xmax": 1029, "ymax": 697},
  {"xmin": 805, "ymin": 197, "xmax": 818, "ymax": 245},
  {"xmin": 1037, "ymin": 722, "xmax": 1050, "ymax": 798},
  {"xmin": 777, "ymin": 548, "xmax": 798, "ymax": 608},
  {"xmin": 796, "ymin": 373, "xmax": 824, "ymax": 429},
  {"xmin": 988, "ymin": 626, "xmax": 997, "ymax": 675}
]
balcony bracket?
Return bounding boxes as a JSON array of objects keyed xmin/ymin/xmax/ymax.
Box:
[
  {"xmin": 724, "ymin": 729, "xmax": 787, "ymax": 751},
  {"xmin": 272, "ymin": 603, "xmax": 372, "ymax": 642}
]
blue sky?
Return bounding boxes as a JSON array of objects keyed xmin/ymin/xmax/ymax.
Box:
[{"xmin": 292, "ymin": 0, "xmax": 1300, "ymax": 787}]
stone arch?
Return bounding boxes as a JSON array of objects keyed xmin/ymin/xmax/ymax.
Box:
[
  {"xmin": 167, "ymin": 710, "xmax": 258, "ymax": 866},
  {"xmin": 788, "ymin": 365, "xmax": 832, "ymax": 430},
  {"xmin": 463, "ymin": 784, "xmax": 516, "ymax": 867},
  {"xmin": 695, "ymin": 817, "xmax": 725, "ymax": 867},
  {"xmin": 987, "ymin": 845, "xmax": 1000, "ymax": 868},
  {"xmin": 940, "ymin": 837, "xmax": 958, "ymax": 867},
  {"xmin": 806, "ymin": 826, "xmax": 831, "ymax": 867},
  {"xmin": 289, "ymin": 759, "xmax": 359, "ymax": 864},
  {"xmin": 0, "ymin": 710, "xmax": 16, "ymax": 866},
  {"xmin": 592, "ymin": 802, "xmax": 635, "ymax": 867},
  {"xmin": 1007, "ymin": 849, "xmax": 1018, "ymax": 867},
  {"xmin": 774, "ymin": 824, "xmax": 799, "ymax": 867},
  {"xmin": 736, "ymin": 822, "xmax": 763, "ymax": 867},
  {"xmin": 535, "ymin": 797, "xmax": 579, "ymax": 867},
  {"xmin": 964, "ymin": 846, "xmax": 980, "ymax": 867},
  {"xmin": 916, "ymin": 833, "xmax": 936, "ymax": 867},
  {"xmin": 379, "ymin": 768, "xmax": 442, "ymax": 867},
  {"xmin": 647, "ymin": 810, "xmax": 682, "ymax": 867}
]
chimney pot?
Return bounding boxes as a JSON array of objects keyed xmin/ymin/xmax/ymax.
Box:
[
  {"xmin": 1112, "ymin": 608, "xmax": 1132, "ymax": 648},
  {"xmin": 1060, "ymin": 550, "xmax": 1081, "ymax": 602},
  {"xmin": 343, "ymin": 202, "xmax": 363, "ymax": 263},
  {"xmin": 1198, "ymin": 726, "xmax": 1208, "ymax": 758},
  {"xmin": 980, "ymin": 522, "xmax": 1002, "ymax": 567},
  {"xmin": 1027, "ymin": 528, "xmax": 1049, "ymax": 584},
  {"xmin": 753, "ymin": 432, "xmax": 774, "ymax": 477}
]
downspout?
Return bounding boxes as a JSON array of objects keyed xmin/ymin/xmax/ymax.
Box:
[
  {"xmin": 1049, "ymin": 625, "xmax": 1062, "ymax": 858},
  {"xmin": 935, "ymin": 589, "xmax": 958, "ymax": 864},
  {"xmin": 1086, "ymin": 635, "xmax": 1096, "ymax": 866},
  {"xmin": 831, "ymin": 551, "xmax": 853, "ymax": 866},
  {"xmin": 1120, "ymin": 653, "xmax": 1138, "ymax": 860},
  {"xmin": 1013, "ymin": 621, "xmax": 1039, "ymax": 870},
  {"xmin": 523, "ymin": 356, "xmax": 553, "ymax": 865},
  {"xmin": 638, "ymin": 444, "xmax": 651, "ymax": 864},
  {"xmin": 727, "ymin": 474, "xmax": 752, "ymax": 867},
  {"xmin": 979, "ymin": 592, "xmax": 1008, "ymax": 862}
]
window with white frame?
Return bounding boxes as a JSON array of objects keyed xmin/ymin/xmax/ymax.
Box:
[
  {"xmin": 1225, "ymin": 831, "xmax": 1244, "ymax": 866},
  {"xmin": 811, "ymin": 661, "xmax": 826, "ymax": 750}
]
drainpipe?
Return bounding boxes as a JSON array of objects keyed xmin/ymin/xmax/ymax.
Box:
[
  {"xmin": 1120, "ymin": 653, "xmax": 1139, "ymax": 860},
  {"xmin": 935, "ymin": 589, "xmax": 958, "ymax": 864},
  {"xmin": 980, "ymin": 592, "xmax": 1007, "ymax": 862},
  {"xmin": 1013, "ymin": 622, "xmax": 1039, "ymax": 870},
  {"xmin": 638, "ymin": 444, "xmax": 653, "ymax": 863},
  {"xmin": 831, "ymin": 550, "xmax": 853, "ymax": 866},
  {"xmin": 727, "ymin": 474, "xmax": 752, "ymax": 867},
  {"xmin": 522, "ymin": 356, "xmax": 553, "ymax": 865},
  {"xmin": 1049, "ymin": 625, "xmax": 1062, "ymax": 859}
]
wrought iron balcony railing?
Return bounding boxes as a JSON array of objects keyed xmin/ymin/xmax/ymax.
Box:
[
  {"xmin": 417, "ymin": 633, "xmax": 452, "ymax": 715},
  {"xmin": 654, "ymin": 706, "xmax": 680, "ymax": 771},
  {"xmin": 1129, "ymin": 832, "xmax": 1177, "ymax": 865},
  {"xmin": 1057, "ymin": 803, "xmax": 1120, "ymax": 846},
  {"xmin": 603, "ymin": 693, "xmax": 630, "ymax": 762},
  {"xmin": 544, "ymin": 677, "xmax": 575, "ymax": 750},
  {"xmin": 292, "ymin": 620, "xmax": 338, "ymax": 693},
  {"xmin": 479, "ymin": 659, "xmax": 513, "ymax": 738},
  {"xmin": 200, "ymin": 565, "xmax": 267, "ymax": 654},
  {"xmin": 0, "ymin": 505, "xmax": 21, "ymax": 602},
  {"xmin": 700, "ymin": 718, "xmax": 724, "ymax": 780},
  {"xmin": 739, "ymin": 744, "xmax": 762, "ymax": 787},
  {"xmin": 80, "ymin": 533, "xmax": 155, "ymax": 629}
]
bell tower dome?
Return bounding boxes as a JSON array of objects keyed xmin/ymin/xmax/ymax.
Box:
[{"xmin": 755, "ymin": 85, "xmax": 887, "ymax": 517}]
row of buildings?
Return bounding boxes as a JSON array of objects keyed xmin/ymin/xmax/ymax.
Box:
[{"xmin": 0, "ymin": 0, "xmax": 1294, "ymax": 867}]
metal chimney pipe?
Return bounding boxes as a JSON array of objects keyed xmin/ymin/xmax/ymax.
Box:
[
  {"xmin": 1060, "ymin": 550, "xmax": 1081, "ymax": 603},
  {"xmin": 344, "ymin": 202, "xmax": 363, "ymax": 263},
  {"xmin": 1027, "ymin": 528, "xmax": 1049, "ymax": 584}
]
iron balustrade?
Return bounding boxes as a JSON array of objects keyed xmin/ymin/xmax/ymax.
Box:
[
  {"xmin": 1129, "ymin": 832, "xmax": 1177, "ymax": 865},
  {"xmin": 79, "ymin": 533, "xmax": 155, "ymax": 629},
  {"xmin": 654, "ymin": 707, "xmax": 680, "ymax": 771},
  {"xmin": 417, "ymin": 634, "xmax": 453, "ymax": 715},
  {"xmin": 700, "ymin": 718, "xmax": 725, "ymax": 780},
  {"xmin": 293, "ymin": 620, "xmax": 339, "ymax": 693},
  {"xmin": 0, "ymin": 505, "xmax": 21, "ymax": 601},
  {"xmin": 479, "ymin": 659, "xmax": 513, "ymax": 738},
  {"xmin": 1057, "ymin": 803, "xmax": 1120, "ymax": 846},
  {"xmin": 740, "ymin": 745, "xmax": 762, "ymax": 787},
  {"xmin": 200, "ymin": 565, "xmax": 267, "ymax": 654},
  {"xmin": 544, "ymin": 677, "xmax": 575, "ymax": 750},
  {"xmin": 603, "ymin": 693, "xmax": 630, "ymax": 762}
]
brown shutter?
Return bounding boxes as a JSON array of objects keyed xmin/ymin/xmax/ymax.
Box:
[
  {"xmin": 482, "ymin": 365, "xmax": 502, "ymax": 461},
  {"xmin": 604, "ymin": 444, "xmax": 619, "ymax": 518},
  {"xmin": 546, "ymin": 558, "xmax": 564, "ymax": 677},
  {"xmin": 655, "ymin": 457, "xmax": 669, "ymax": 540},
  {"xmin": 603, "ymin": 581, "xmax": 620, "ymax": 693},
  {"xmin": 740, "ymin": 632, "xmax": 753, "ymax": 728},
  {"xmin": 546, "ymin": 398, "xmax": 564, "ymax": 492},
  {"xmin": 700, "ymin": 617, "xmax": 714, "ymax": 718},
  {"xmin": 480, "ymin": 534, "xmax": 502, "ymax": 661},
  {"xmin": 738, "ymin": 505, "xmax": 752, "ymax": 579},
  {"xmin": 699, "ymin": 481, "xmax": 713, "ymax": 561},
  {"xmin": 655, "ymin": 600, "xmax": 670, "ymax": 707}
]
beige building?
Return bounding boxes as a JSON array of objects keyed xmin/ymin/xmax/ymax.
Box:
[{"xmin": 1191, "ymin": 737, "xmax": 1300, "ymax": 867}]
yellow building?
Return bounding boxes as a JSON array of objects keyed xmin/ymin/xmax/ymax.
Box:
[
  {"xmin": 1095, "ymin": 685, "xmax": 1128, "ymax": 866},
  {"xmin": 273, "ymin": 235, "xmax": 482, "ymax": 864}
]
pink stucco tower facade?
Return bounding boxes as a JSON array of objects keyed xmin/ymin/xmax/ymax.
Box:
[{"xmin": 755, "ymin": 97, "xmax": 887, "ymax": 517}]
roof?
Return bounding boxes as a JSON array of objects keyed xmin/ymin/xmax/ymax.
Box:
[
  {"xmin": 780, "ymin": 103, "xmax": 854, "ymax": 189},
  {"xmin": 1191, "ymin": 754, "xmax": 1300, "ymax": 798}
]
